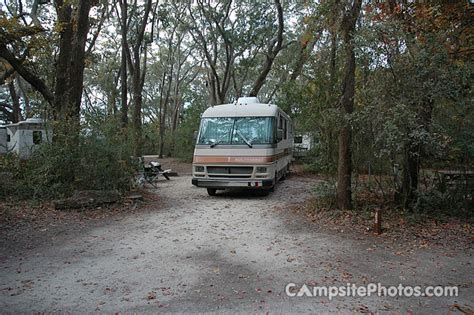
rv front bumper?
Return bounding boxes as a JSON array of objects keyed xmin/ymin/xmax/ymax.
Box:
[{"xmin": 192, "ymin": 178, "xmax": 273, "ymax": 189}]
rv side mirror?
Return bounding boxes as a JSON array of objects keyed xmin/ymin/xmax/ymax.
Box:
[{"xmin": 276, "ymin": 129, "xmax": 284, "ymax": 142}]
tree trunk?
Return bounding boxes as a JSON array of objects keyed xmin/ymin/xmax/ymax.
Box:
[
  {"xmin": 328, "ymin": 10, "xmax": 338, "ymax": 170},
  {"xmin": 68, "ymin": 0, "xmax": 91, "ymax": 121},
  {"xmin": 169, "ymin": 95, "xmax": 182, "ymax": 157},
  {"xmin": 169, "ymin": 55, "xmax": 183, "ymax": 157},
  {"xmin": 400, "ymin": 98, "xmax": 433, "ymax": 209},
  {"xmin": 52, "ymin": 0, "xmax": 91, "ymax": 137},
  {"xmin": 17, "ymin": 77, "xmax": 31, "ymax": 118},
  {"xmin": 126, "ymin": 0, "xmax": 152, "ymax": 156},
  {"xmin": 53, "ymin": 1, "xmax": 73, "ymax": 120},
  {"xmin": 159, "ymin": 128, "xmax": 165, "ymax": 158},
  {"xmin": 207, "ymin": 70, "xmax": 217, "ymax": 105},
  {"xmin": 401, "ymin": 143, "xmax": 419, "ymax": 209},
  {"xmin": 54, "ymin": 0, "xmax": 91, "ymax": 120},
  {"xmin": 159, "ymin": 72, "xmax": 172, "ymax": 158},
  {"xmin": 8, "ymin": 80, "xmax": 21, "ymax": 123},
  {"xmin": 336, "ymin": 0, "xmax": 362, "ymax": 210},
  {"xmin": 119, "ymin": 0, "xmax": 128, "ymax": 128},
  {"xmin": 107, "ymin": 79, "xmax": 118, "ymax": 116},
  {"xmin": 132, "ymin": 48, "xmax": 143, "ymax": 156}
]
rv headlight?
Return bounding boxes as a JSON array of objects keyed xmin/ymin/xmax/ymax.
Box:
[
  {"xmin": 256, "ymin": 167, "xmax": 267, "ymax": 173},
  {"xmin": 195, "ymin": 166, "xmax": 205, "ymax": 172}
]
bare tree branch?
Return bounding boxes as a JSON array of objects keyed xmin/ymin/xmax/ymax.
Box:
[{"xmin": 249, "ymin": 0, "xmax": 284, "ymax": 97}]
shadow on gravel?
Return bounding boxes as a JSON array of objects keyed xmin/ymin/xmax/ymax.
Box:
[
  {"xmin": 138, "ymin": 249, "xmax": 270, "ymax": 313},
  {"xmin": 209, "ymin": 189, "xmax": 272, "ymax": 198}
]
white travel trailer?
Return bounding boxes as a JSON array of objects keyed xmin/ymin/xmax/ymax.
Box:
[
  {"xmin": 293, "ymin": 133, "xmax": 313, "ymax": 157},
  {"xmin": 0, "ymin": 126, "xmax": 6, "ymax": 154},
  {"xmin": 0, "ymin": 118, "xmax": 51, "ymax": 159},
  {"xmin": 192, "ymin": 97, "xmax": 293, "ymax": 196}
]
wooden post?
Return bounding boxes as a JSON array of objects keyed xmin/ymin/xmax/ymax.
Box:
[{"xmin": 374, "ymin": 208, "xmax": 382, "ymax": 235}]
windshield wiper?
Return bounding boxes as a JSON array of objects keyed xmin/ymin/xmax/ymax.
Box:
[
  {"xmin": 210, "ymin": 139, "xmax": 223, "ymax": 148},
  {"xmin": 236, "ymin": 130, "xmax": 253, "ymax": 148}
]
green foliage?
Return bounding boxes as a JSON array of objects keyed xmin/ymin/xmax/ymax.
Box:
[
  {"xmin": 0, "ymin": 153, "xmax": 22, "ymax": 199},
  {"xmin": 0, "ymin": 133, "xmax": 134, "ymax": 200},
  {"xmin": 414, "ymin": 189, "xmax": 473, "ymax": 219},
  {"xmin": 352, "ymin": 32, "xmax": 472, "ymax": 173},
  {"xmin": 310, "ymin": 180, "xmax": 338, "ymax": 209},
  {"xmin": 278, "ymin": 73, "xmax": 340, "ymax": 174},
  {"xmin": 173, "ymin": 97, "xmax": 208, "ymax": 161},
  {"xmin": 273, "ymin": 1, "xmax": 474, "ymax": 214}
]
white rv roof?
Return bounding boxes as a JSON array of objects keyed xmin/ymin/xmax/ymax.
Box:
[
  {"xmin": 6, "ymin": 118, "xmax": 45, "ymax": 127},
  {"xmin": 202, "ymin": 97, "xmax": 282, "ymax": 118}
]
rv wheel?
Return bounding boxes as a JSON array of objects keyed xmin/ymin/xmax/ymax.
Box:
[{"xmin": 207, "ymin": 188, "xmax": 217, "ymax": 196}]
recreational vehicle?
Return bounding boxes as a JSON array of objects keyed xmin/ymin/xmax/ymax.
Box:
[
  {"xmin": 192, "ymin": 97, "xmax": 293, "ymax": 196},
  {"xmin": 293, "ymin": 133, "xmax": 313, "ymax": 157},
  {"xmin": 0, "ymin": 118, "xmax": 51, "ymax": 159}
]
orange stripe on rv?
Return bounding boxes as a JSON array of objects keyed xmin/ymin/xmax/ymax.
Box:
[{"xmin": 193, "ymin": 152, "xmax": 289, "ymax": 164}]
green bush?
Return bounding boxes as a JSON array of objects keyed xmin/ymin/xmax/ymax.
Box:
[
  {"xmin": 414, "ymin": 189, "xmax": 473, "ymax": 219},
  {"xmin": 0, "ymin": 154, "xmax": 23, "ymax": 199},
  {"xmin": 0, "ymin": 136, "xmax": 135, "ymax": 200},
  {"xmin": 311, "ymin": 180, "xmax": 338, "ymax": 209}
]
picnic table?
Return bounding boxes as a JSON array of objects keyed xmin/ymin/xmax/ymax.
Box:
[{"xmin": 438, "ymin": 170, "xmax": 474, "ymax": 195}]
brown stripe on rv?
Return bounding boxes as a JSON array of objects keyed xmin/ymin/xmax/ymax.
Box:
[{"xmin": 193, "ymin": 152, "xmax": 289, "ymax": 164}]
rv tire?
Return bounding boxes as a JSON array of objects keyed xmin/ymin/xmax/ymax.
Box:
[{"xmin": 207, "ymin": 188, "xmax": 217, "ymax": 196}]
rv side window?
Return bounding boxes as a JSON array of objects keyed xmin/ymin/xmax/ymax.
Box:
[
  {"xmin": 33, "ymin": 131, "xmax": 42, "ymax": 144},
  {"xmin": 294, "ymin": 136, "xmax": 303, "ymax": 144},
  {"xmin": 7, "ymin": 134, "xmax": 10, "ymax": 142},
  {"xmin": 283, "ymin": 119, "xmax": 287, "ymax": 140}
]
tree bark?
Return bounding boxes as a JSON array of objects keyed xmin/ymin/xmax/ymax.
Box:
[
  {"xmin": 159, "ymin": 62, "xmax": 173, "ymax": 158},
  {"xmin": 289, "ymin": 36, "xmax": 317, "ymax": 82},
  {"xmin": 158, "ymin": 27, "xmax": 177, "ymax": 158},
  {"xmin": 119, "ymin": 0, "xmax": 128, "ymax": 128},
  {"xmin": 0, "ymin": 44, "xmax": 54, "ymax": 104},
  {"xmin": 53, "ymin": 0, "xmax": 91, "ymax": 126},
  {"xmin": 126, "ymin": 0, "xmax": 152, "ymax": 156},
  {"xmin": 336, "ymin": 0, "xmax": 362, "ymax": 210},
  {"xmin": 8, "ymin": 79, "xmax": 21, "ymax": 123},
  {"xmin": 68, "ymin": 0, "xmax": 92, "ymax": 121},
  {"xmin": 328, "ymin": 0, "xmax": 340, "ymax": 171},
  {"xmin": 400, "ymin": 98, "xmax": 433, "ymax": 208},
  {"xmin": 401, "ymin": 143, "xmax": 419, "ymax": 209},
  {"xmin": 53, "ymin": 0, "xmax": 73, "ymax": 120},
  {"xmin": 131, "ymin": 46, "xmax": 145, "ymax": 156},
  {"xmin": 16, "ymin": 77, "xmax": 31, "ymax": 118}
]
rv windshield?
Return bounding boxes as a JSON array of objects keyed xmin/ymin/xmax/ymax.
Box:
[{"xmin": 198, "ymin": 117, "xmax": 274, "ymax": 146}]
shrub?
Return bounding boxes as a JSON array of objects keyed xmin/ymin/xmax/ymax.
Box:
[
  {"xmin": 0, "ymin": 135, "xmax": 135, "ymax": 200},
  {"xmin": 414, "ymin": 189, "xmax": 473, "ymax": 219}
]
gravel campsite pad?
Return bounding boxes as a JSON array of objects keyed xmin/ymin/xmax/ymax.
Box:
[{"xmin": 0, "ymin": 163, "xmax": 472, "ymax": 313}]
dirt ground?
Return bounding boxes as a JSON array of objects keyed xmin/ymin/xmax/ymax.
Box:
[{"xmin": 0, "ymin": 160, "xmax": 472, "ymax": 313}]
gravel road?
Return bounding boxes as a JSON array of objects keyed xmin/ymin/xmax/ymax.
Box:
[{"xmin": 0, "ymin": 174, "xmax": 472, "ymax": 313}]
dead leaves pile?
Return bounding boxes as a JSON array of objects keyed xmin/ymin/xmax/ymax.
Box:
[{"xmin": 283, "ymin": 195, "xmax": 473, "ymax": 250}]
